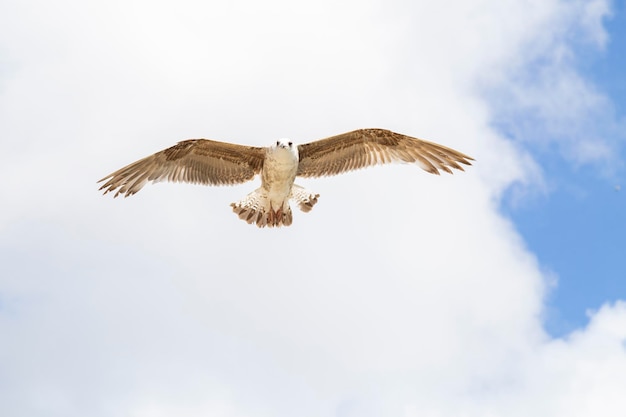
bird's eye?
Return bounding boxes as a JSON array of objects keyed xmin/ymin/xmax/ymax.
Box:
[
  {"xmin": 288, "ymin": 141, "xmax": 293, "ymax": 147},
  {"xmin": 276, "ymin": 141, "xmax": 280, "ymax": 146}
]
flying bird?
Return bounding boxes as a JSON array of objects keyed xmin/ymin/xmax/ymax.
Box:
[{"xmin": 98, "ymin": 128, "xmax": 474, "ymax": 227}]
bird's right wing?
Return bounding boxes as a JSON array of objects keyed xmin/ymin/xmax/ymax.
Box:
[
  {"xmin": 297, "ymin": 128, "xmax": 473, "ymax": 178},
  {"xmin": 98, "ymin": 139, "xmax": 265, "ymax": 197}
]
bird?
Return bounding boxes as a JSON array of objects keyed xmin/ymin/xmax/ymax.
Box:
[{"xmin": 98, "ymin": 128, "xmax": 474, "ymax": 227}]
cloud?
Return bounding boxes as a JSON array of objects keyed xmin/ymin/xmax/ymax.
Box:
[
  {"xmin": 476, "ymin": 0, "xmax": 621, "ymax": 171},
  {"xmin": 0, "ymin": 0, "xmax": 624, "ymax": 416}
]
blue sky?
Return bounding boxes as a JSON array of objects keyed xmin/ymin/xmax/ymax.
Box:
[
  {"xmin": 502, "ymin": 3, "xmax": 625, "ymax": 336},
  {"xmin": 1, "ymin": 1, "xmax": 626, "ymax": 416}
]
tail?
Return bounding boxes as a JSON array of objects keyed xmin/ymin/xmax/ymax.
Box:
[{"xmin": 231, "ymin": 189, "xmax": 293, "ymax": 228}]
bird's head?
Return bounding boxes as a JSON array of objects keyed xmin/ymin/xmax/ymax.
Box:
[
  {"xmin": 271, "ymin": 139, "xmax": 298, "ymax": 160},
  {"xmin": 273, "ymin": 139, "xmax": 294, "ymax": 150}
]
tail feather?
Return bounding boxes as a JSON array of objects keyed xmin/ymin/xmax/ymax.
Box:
[
  {"xmin": 231, "ymin": 189, "xmax": 293, "ymax": 228},
  {"xmin": 231, "ymin": 185, "xmax": 319, "ymax": 227}
]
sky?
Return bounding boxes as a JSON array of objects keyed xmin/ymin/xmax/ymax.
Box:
[{"xmin": 0, "ymin": 0, "xmax": 625, "ymax": 416}]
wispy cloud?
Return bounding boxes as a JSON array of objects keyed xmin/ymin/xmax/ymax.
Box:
[{"xmin": 477, "ymin": 0, "xmax": 622, "ymax": 174}]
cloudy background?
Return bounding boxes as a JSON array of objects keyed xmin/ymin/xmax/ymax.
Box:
[{"xmin": 1, "ymin": 0, "xmax": 625, "ymax": 416}]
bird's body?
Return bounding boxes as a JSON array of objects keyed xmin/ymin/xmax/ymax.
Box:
[
  {"xmin": 98, "ymin": 128, "xmax": 474, "ymax": 227},
  {"xmin": 261, "ymin": 141, "xmax": 299, "ymax": 210},
  {"xmin": 232, "ymin": 140, "xmax": 308, "ymax": 227}
]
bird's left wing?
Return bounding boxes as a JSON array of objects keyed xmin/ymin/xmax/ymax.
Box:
[
  {"xmin": 98, "ymin": 139, "xmax": 265, "ymax": 197},
  {"xmin": 296, "ymin": 128, "xmax": 473, "ymax": 178}
]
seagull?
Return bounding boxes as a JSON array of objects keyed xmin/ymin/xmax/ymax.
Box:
[{"xmin": 98, "ymin": 128, "xmax": 474, "ymax": 227}]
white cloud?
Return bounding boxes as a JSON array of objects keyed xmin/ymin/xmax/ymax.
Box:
[
  {"xmin": 475, "ymin": 0, "xmax": 620, "ymax": 171},
  {"xmin": 0, "ymin": 0, "xmax": 624, "ymax": 416}
]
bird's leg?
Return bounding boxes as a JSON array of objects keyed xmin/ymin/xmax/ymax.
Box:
[{"xmin": 274, "ymin": 203, "xmax": 283, "ymax": 226}]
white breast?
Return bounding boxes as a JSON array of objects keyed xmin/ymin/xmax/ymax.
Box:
[{"xmin": 261, "ymin": 146, "xmax": 299, "ymax": 205}]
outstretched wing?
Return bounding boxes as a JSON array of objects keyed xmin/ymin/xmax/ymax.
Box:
[
  {"xmin": 98, "ymin": 139, "xmax": 265, "ymax": 197},
  {"xmin": 296, "ymin": 128, "xmax": 474, "ymax": 178}
]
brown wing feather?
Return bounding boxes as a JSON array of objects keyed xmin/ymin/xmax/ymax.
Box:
[
  {"xmin": 296, "ymin": 128, "xmax": 474, "ymax": 177},
  {"xmin": 98, "ymin": 139, "xmax": 265, "ymax": 197}
]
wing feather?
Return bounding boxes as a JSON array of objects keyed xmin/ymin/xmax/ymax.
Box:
[
  {"xmin": 98, "ymin": 139, "xmax": 265, "ymax": 197},
  {"xmin": 296, "ymin": 128, "xmax": 474, "ymax": 177}
]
